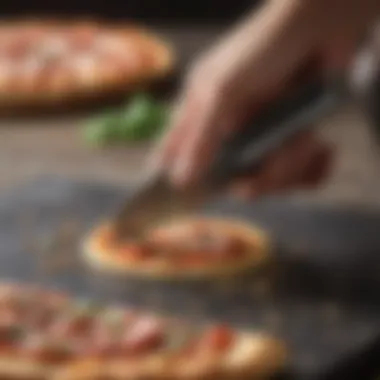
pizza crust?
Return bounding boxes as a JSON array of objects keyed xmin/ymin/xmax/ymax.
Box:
[
  {"xmin": 54, "ymin": 332, "xmax": 287, "ymax": 380},
  {"xmin": 0, "ymin": 357, "xmax": 57, "ymax": 379},
  {"xmin": 0, "ymin": 18, "xmax": 175, "ymax": 109},
  {"xmin": 221, "ymin": 334, "xmax": 288, "ymax": 378},
  {"xmin": 82, "ymin": 218, "xmax": 271, "ymax": 280}
]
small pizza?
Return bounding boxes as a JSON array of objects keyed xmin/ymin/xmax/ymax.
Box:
[
  {"xmin": 0, "ymin": 19, "xmax": 174, "ymax": 108},
  {"xmin": 0, "ymin": 282, "xmax": 287, "ymax": 380},
  {"xmin": 83, "ymin": 217, "xmax": 271, "ymax": 279}
]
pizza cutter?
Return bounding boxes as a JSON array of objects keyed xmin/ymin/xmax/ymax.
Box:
[{"xmin": 112, "ymin": 75, "xmax": 348, "ymax": 240}]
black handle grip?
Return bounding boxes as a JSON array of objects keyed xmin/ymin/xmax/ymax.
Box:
[{"xmin": 209, "ymin": 78, "xmax": 345, "ymax": 186}]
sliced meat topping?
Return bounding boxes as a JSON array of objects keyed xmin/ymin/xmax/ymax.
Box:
[
  {"xmin": 120, "ymin": 315, "xmax": 165, "ymax": 355},
  {"xmin": 198, "ymin": 325, "xmax": 235, "ymax": 352}
]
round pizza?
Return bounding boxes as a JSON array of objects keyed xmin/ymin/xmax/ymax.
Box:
[
  {"xmin": 83, "ymin": 217, "xmax": 271, "ymax": 279},
  {"xmin": 0, "ymin": 19, "xmax": 174, "ymax": 108},
  {"xmin": 0, "ymin": 282, "xmax": 287, "ymax": 380}
]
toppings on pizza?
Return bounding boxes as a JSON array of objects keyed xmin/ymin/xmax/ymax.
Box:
[
  {"xmin": 116, "ymin": 242, "xmax": 156, "ymax": 262},
  {"xmin": 121, "ymin": 316, "xmax": 165, "ymax": 355},
  {"xmin": 0, "ymin": 319, "xmax": 23, "ymax": 346},
  {"xmin": 50, "ymin": 312, "xmax": 93, "ymax": 339},
  {"xmin": 200, "ymin": 325, "xmax": 235, "ymax": 352},
  {"xmin": 0, "ymin": 282, "xmax": 287, "ymax": 379},
  {"xmin": 67, "ymin": 24, "xmax": 98, "ymax": 50},
  {"xmin": 21, "ymin": 333, "xmax": 73, "ymax": 363},
  {"xmin": 87, "ymin": 218, "xmax": 264, "ymax": 272},
  {"xmin": 27, "ymin": 306, "xmax": 57, "ymax": 330},
  {"xmin": 101, "ymin": 307, "xmax": 133, "ymax": 328},
  {"xmin": 70, "ymin": 55, "xmax": 98, "ymax": 85},
  {"xmin": 38, "ymin": 36, "xmax": 70, "ymax": 58}
]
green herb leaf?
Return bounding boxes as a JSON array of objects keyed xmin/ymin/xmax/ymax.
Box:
[
  {"xmin": 83, "ymin": 93, "xmax": 170, "ymax": 146},
  {"xmin": 83, "ymin": 111, "xmax": 120, "ymax": 146}
]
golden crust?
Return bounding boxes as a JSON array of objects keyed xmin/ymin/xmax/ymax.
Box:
[
  {"xmin": 54, "ymin": 333, "xmax": 287, "ymax": 380},
  {"xmin": 0, "ymin": 334, "xmax": 287, "ymax": 380},
  {"xmin": 0, "ymin": 357, "xmax": 63, "ymax": 380},
  {"xmin": 82, "ymin": 217, "xmax": 271, "ymax": 280},
  {"xmin": 0, "ymin": 18, "xmax": 175, "ymax": 109}
]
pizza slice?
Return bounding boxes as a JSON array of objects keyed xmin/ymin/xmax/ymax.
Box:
[
  {"xmin": 0, "ymin": 282, "xmax": 287, "ymax": 380},
  {"xmin": 83, "ymin": 217, "xmax": 271, "ymax": 279}
]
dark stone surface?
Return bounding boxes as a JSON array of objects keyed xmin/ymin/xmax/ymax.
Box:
[{"xmin": 0, "ymin": 177, "xmax": 379, "ymax": 379}]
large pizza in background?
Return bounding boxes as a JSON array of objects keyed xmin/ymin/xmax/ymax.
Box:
[{"xmin": 0, "ymin": 19, "xmax": 174, "ymax": 108}]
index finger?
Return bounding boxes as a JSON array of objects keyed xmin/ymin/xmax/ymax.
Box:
[
  {"xmin": 146, "ymin": 97, "xmax": 190, "ymax": 173},
  {"xmin": 169, "ymin": 91, "xmax": 232, "ymax": 187}
]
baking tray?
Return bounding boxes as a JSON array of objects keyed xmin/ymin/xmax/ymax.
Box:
[{"xmin": 0, "ymin": 177, "xmax": 379, "ymax": 379}]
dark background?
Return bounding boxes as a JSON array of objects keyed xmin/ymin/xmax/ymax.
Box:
[{"xmin": 0, "ymin": 0, "xmax": 258, "ymax": 24}]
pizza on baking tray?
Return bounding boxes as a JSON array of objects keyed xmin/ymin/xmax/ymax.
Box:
[
  {"xmin": 83, "ymin": 217, "xmax": 271, "ymax": 279},
  {"xmin": 0, "ymin": 19, "xmax": 174, "ymax": 107},
  {"xmin": 0, "ymin": 281, "xmax": 287, "ymax": 379}
]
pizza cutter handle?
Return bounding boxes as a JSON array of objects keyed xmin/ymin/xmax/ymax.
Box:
[{"xmin": 209, "ymin": 76, "xmax": 346, "ymax": 186}]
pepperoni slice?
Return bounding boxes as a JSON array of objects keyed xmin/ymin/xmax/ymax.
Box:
[
  {"xmin": 120, "ymin": 316, "xmax": 164, "ymax": 355},
  {"xmin": 199, "ymin": 325, "xmax": 235, "ymax": 352}
]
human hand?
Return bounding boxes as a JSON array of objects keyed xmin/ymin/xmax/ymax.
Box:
[{"xmin": 152, "ymin": 0, "xmax": 379, "ymax": 198}]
